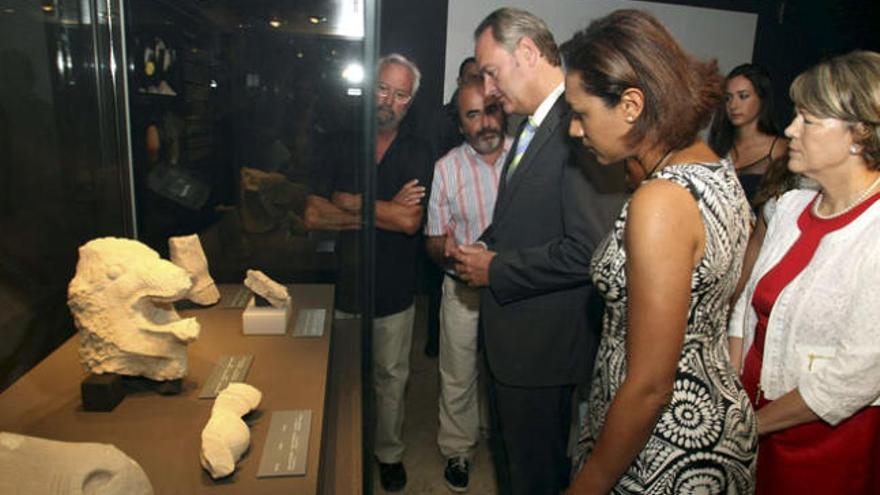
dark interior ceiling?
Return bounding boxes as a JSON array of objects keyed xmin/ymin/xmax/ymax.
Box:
[{"xmin": 178, "ymin": 0, "xmax": 358, "ymax": 37}]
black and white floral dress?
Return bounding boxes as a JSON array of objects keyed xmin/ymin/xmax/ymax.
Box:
[{"xmin": 576, "ymin": 161, "xmax": 757, "ymax": 494}]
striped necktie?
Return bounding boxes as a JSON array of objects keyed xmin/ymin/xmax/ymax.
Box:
[{"xmin": 506, "ymin": 118, "xmax": 537, "ymax": 181}]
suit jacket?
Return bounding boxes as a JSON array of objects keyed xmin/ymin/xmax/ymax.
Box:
[{"xmin": 480, "ymin": 95, "xmax": 622, "ymax": 387}]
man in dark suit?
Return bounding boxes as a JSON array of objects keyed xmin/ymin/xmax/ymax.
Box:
[{"xmin": 453, "ymin": 8, "xmax": 621, "ymax": 495}]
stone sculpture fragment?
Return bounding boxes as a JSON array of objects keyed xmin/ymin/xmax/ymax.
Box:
[
  {"xmin": 168, "ymin": 234, "xmax": 221, "ymax": 306},
  {"xmin": 243, "ymin": 269, "xmax": 290, "ymax": 308},
  {"xmin": 0, "ymin": 431, "xmax": 154, "ymax": 495},
  {"xmin": 68, "ymin": 237, "xmax": 200, "ymax": 381},
  {"xmin": 200, "ymin": 383, "xmax": 263, "ymax": 479}
]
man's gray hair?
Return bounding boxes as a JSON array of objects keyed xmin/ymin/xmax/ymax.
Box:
[
  {"xmin": 378, "ymin": 53, "xmax": 422, "ymax": 99},
  {"xmin": 474, "ymin": 8, "xmax": 561, "ymax": 67}
]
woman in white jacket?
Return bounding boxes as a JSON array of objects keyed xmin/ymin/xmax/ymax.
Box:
[{"xmin": 729, "ymin": 50, "xmax": 880, "ymax": 494}]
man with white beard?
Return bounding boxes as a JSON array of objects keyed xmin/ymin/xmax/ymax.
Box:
[{"xmin": 304, "ymin": 53, "xmax": 432, "ymax": 493}]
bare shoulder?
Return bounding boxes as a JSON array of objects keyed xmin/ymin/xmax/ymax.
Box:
[
  {"xmin": 629, "ymin": 179, "xmax": 700, "ymax": 221},
  {"xmin": 626, "ymin": 179, "xmax": 702, "ymax": 246}
]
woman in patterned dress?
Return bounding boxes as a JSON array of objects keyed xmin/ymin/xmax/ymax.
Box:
[
  {"xmin": 729, "ymin": 50, "xmax": 880, "ymax": 494},
  {"xmin": 561, "ymin": 10, "xmax": 757, "ymax": 494}
]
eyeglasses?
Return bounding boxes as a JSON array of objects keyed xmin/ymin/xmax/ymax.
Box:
[{"xmin": 377, "ymin": 82, "xmax": 412, "ymax": 104}]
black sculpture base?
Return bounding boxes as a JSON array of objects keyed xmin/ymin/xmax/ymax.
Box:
[{"xmin": 81, "ymin": 373, "xmax": 183, "ymax": 412}]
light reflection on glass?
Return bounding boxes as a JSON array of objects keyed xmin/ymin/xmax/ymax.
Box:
[{"xmin": 334, "ymin": 0, "xmax": 363, "ymax": 38}]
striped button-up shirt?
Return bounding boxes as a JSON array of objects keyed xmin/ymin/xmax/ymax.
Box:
[{"xmin": 425, "ymin": 137, "xmax": 512, "ymax": 245}]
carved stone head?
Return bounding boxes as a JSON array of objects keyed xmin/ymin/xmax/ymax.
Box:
[{"xmin": 68, "ymin": 237, "xmax": 200, "ymax": 381}]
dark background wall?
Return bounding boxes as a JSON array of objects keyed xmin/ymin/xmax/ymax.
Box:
[
  {"xmin": 751, "ymin": 0, "xmax": 880, "ymax": 128},
  {"xmin": 379, "ymin": 0, "xmax": 880, "ymax": 137},
  {"xmin": 379, "ymin": 0, "xmax": 450, "ymax": 138}
]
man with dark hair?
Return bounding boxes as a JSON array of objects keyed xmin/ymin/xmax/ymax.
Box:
[
  {"xmin": 453, "ymin": 8, "xmax": 620, "ymax": 494},
  {"xmin": 457, "ymin": 56, "xmax": 480, "ymax": 85},
  {"xmin": 304, "ymin": 53, "xmax": 431, "ymax": 493},
  {"xmin": 431, "ymin": 56, "xmax": 482, "ymax": 161},
  {"xmin": 426, "ymin": 77, "xmax": 510, "ymax": 493},
  {"xmin": 423, "ymin": 55, "xmax": 484, "ymax": 360}
]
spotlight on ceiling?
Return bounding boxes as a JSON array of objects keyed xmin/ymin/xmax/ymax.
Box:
[{"xmin": 269, "ymin": 18, "xmax": 281, "ymax": 28}]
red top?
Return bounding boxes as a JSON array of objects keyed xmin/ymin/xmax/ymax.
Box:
[
  {"xmin": 741, "ymin": 189, "xmax": 880, "ymax": 494},
  {"xmin": 742, "ymin": 190, "xmax": 880, "ymax": 404}
]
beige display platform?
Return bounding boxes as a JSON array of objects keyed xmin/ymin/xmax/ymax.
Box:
[{"xmin": 0, "ymin": 284, "xmax": 362, "ymax": 495}]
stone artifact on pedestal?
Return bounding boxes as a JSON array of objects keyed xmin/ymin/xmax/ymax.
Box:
[
  {"xmin": 168, "ymin": 234, "xmax": 221, "ymax": 306},
  {"xmin": 68, "ymin": 237, "xmax": 201, "ymax": 382},
  {"xmin": 200, "ymin": 383, "xmax": 263, "ymax": 479},
  {"xmin": 0, "ymin": 431, "xmax": 154, "ymax": 495},
  {"xmin": 243, "ymin": 269, "xmax": 290, "ymax": 308}
]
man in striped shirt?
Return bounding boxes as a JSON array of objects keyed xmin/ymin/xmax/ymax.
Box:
[{"xmin": 425, "ymin": 77, "xmax": 511, "ymax": 492}]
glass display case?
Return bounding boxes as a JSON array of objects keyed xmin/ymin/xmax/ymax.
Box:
[
  {"xmin": 0, "ymin": 0, "xmax": 377, "ymax": 492},
  {"xmin": 0, "ymin": 0, "xmax": 132, "ymax": 391},
  {"xmin": 123, "ymin": 0, "xmax": 371, "ymax": 286}
]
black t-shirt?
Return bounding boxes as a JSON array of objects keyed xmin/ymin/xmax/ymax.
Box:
[{"xmin": 309, "ymin": 127, "xmax": 432, "ymax": 317}]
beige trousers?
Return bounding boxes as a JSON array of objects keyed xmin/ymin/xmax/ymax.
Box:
[
  {"xmin": 371, "ymin": 304, "xmax": 415, "ymax": 463},
  {"xmin": 438, "ymin": 275, "xmax": 488, "ymax": 460}
]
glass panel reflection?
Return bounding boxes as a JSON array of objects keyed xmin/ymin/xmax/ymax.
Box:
[
  {"xmin": 0, "ymin": 0, "xmax": 129, "ymax": 389},
  {"xmin": 125, "ymin": 0, "xmax": 367, "ymax": 291}
]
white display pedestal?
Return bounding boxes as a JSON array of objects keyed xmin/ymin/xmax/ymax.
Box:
[{"xmin": 242, "ymin": 296, "xmax": 291, "ymax": 335}]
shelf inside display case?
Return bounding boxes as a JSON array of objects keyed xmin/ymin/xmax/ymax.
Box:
[{"xmin": 0, "ymin": 284, "xmax": 361, "ymax": 495}]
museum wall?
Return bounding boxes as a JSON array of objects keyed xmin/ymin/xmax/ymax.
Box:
[
  {"xmin": 379, "ymin": 0, "xmax": 449, "ymax": 144},
  {"xmin": 749, "ymin": 0, "xmax": 880, "ymax": 131}
]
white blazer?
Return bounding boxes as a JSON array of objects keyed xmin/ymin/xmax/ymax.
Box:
[{"xmin": 729, "ymin": 189, "xmax": 880, "ymax": 425}]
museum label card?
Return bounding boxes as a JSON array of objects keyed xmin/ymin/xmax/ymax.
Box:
[
  {"xmin": 198, "ymin": 354, "xmax": 254, "ymax": 399},
  {"xmin": 292, "ymin": 308, "xmax": 325, "ymax": 337},
  {"xmin": 222, "ymin": 286, "xmax": 252, "ymax": 309},
  {"xmin": 256, "ymin": 410, "xmax": 312, "ymax": 478}
]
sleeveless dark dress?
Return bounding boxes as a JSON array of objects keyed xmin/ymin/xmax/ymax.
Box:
[{"xmin": 733, "ymin": 136, "xmax": 779, "ymax": 207}]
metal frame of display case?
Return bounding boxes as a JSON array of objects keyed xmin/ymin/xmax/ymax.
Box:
[
  {"xmin": 93, "ymin": 0, "xmax": 139, "ymax": 237},
  {"xmin": 361, "ymin": 0, "xmax": 379, "ymax": 493}
]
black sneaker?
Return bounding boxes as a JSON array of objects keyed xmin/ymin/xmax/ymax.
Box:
[
  {"xmin": 444, "ymin": 456, "xmax": 470, "ymax": 493},
  {"xmin": 379, "ymin": 461, "xmax": 407, "ymax": 492}
]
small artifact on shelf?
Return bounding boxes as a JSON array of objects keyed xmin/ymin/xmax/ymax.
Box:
[
  {"xmin": 169, "ymin": 234, "xmax": 221, "ymax": 306},
  {"xmin": 243, "ymin": 269, "xmax": 290, "ymax": 308},
  {"xmin": 200, "ymin": 383, "xmax": 263, "ymax": 479},
  {"xmin": 0, "ymin": 431, "xmax": 154, "ymax": 495},
  {"xmin": 68, "ymin": 237, "xmax": 201, "ymax": 382}
]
